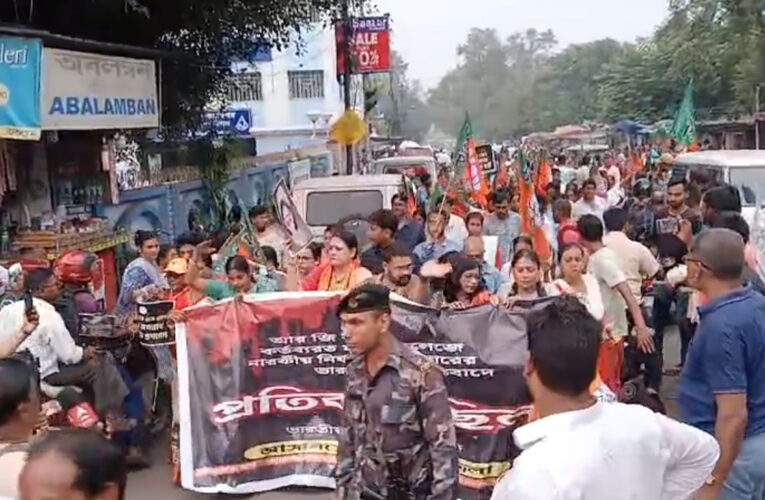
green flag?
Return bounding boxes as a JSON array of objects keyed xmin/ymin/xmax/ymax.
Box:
[
  {"xmin": 670, "ymin": 80, "xmax": 696, "ymax": 147},
  {"xmin": 455, "ymin": 113, "xmax": 473, "ymax": 175}
]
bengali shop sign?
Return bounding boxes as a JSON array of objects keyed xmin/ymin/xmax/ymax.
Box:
[
  {"xmin": 177, "ymin": 292, "xmax": 541, "ymax": 498},
  {"xmin": 336, "ymin": 16, "xmax": 391, "ymax": 74},
  {"xmin": 42, "ymin": 47, "xmax": 159, "ymax": 130}
]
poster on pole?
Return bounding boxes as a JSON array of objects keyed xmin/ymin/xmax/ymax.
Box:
[
  {"xmin": 335, "ymin": 16, "xmax": 391, "ymax": 75},
  {"xmin": 272, "ymin": 180, "xmax": 313, "ymax": 250}
]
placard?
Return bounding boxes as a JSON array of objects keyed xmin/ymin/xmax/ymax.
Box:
[
  {"xmin": 137, "ymin": 300, "xmax": 175, "ymax": 346},
  {"xmin": 272, "ymin": 180, "xmax": 313, "ymax": 250}
]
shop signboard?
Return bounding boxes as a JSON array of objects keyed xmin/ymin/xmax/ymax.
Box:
[
  {"xmin": 42, "ymin": 47, "xmax": 159, "ymax": 130},
  {"xmin": 0, "ymin": 37, "xmax": 42, "ymax": 140},
  {"xmin": 336, "ymin": 16, "xmax": 391, "ymax": 75}
]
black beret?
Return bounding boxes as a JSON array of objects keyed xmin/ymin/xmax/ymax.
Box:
[{"xmin": 338, "ymin": 283, "xmax": 391, "ymax": 314}]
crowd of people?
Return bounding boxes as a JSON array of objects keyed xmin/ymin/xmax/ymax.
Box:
[{"xmin": 0, "ymin": 145, "xmax": 764, "ymax": 499}]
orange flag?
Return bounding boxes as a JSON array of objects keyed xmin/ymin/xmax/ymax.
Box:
[
  {"xmin": 519, "ymin": 176, "xmax": 552, "ymax": 262},
  {"xmin": 535, "ymin": 160, "xmax": 552, "ymax": 197},
  {"xmin": 464, "ymin": 138, "xmax": 488, "ymax": 207}
]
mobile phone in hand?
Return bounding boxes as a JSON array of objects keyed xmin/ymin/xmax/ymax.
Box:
[{"xmin": 23, "ymin": 291, "xmax": 34, "ymax": 318}]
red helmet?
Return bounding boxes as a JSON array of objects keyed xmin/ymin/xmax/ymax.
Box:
[{"xmin": 54, "ymin": 251, "xmax": 98, "ymax": 285}]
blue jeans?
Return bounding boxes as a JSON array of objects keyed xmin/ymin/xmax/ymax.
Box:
[{"xmin": 723, "ymin": 432, "xmax": 765, "ymax": 500}]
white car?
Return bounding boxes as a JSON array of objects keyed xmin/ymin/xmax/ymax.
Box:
[{"xmin": 674, "ymin": 150, "xmax": 765, "ymax": 224}]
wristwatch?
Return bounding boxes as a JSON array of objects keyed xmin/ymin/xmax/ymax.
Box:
[{"xmin": 705, "ymin": 475, "xmax": 718, "ymax": 486}]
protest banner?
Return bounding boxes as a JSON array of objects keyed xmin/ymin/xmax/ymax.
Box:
[
  {"xmin": 137, "ymin": 300, "xmax": 175, "ymax": 346},
  {"xmin": 177, "ymin": 292, "xmax": 539, "ymax": 498}
]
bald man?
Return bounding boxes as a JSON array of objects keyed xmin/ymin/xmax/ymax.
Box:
[
  {"xmin": 463, "ymin": 236, "xmax": 506, "ymax": 294},
  {"xmin": 680, "ymin": 228, "xmax": 765, "ymax": 500}
]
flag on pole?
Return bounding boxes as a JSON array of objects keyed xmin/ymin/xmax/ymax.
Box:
[
  {"xmin": 535, "ymin": 159, "xmax": 552, "ymax": 197},
  {"xmin": 456, "ymin": 114, "xmax": 488, "ymax": 207},
  {"xmin": 670, "ymin": 80, "xmax": 697, "ymax": 148},
  {"xmin": 518, "ymin": 150, "xmax": 551, "ymax": 262}
]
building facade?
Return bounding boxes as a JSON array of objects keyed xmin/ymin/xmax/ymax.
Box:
[{"xmin": 222, "ymin": 20, "xmax": 361, "ymax": 155}]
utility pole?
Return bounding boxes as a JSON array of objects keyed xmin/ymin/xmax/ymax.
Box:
[
  {"xmin": 756, "ymin": 85, "xmax": 761, "ymax": 150},
  {"xmin": 341, "ymin": 0, "xmax": 353, "ymax": 174}
]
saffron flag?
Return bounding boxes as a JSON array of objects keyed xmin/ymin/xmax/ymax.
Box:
[
  {"xmin": 518, "ymin": 151, "xmax": 551, "ymax": 262},
  {"xmin": 456, "ymin": 114, "xmax": 488, "ymax": 207},
  {"xmin": 534, "ymin": 160, "xmax": 552, "ymax": 197},
  {"xmin": 670, "ymin": 80, "xmax": 696, "ymax": 148}
]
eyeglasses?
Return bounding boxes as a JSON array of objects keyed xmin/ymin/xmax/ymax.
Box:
[{"xmin": 683, "ymin": 255, "xmax": 711, "ymax": 270}]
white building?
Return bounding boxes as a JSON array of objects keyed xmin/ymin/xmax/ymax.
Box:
[{"xmin": 221, "ymin": 20, "xmax": 362, "ymax": 155}]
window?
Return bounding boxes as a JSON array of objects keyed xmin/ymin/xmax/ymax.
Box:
[
  {"xmin": 225, "ymin": 73, "xmax": 262, "ymax": 102},
  {"xmin": 308, "ymin": 7, "xmax": 322, "ymax": 23},
  {"xmin": 288, "ymin": 70, "xmax": 324, "ymax": 99},
  {"xmin": 306, "ymin": 190, "xmax": 383, "ymax": 226}
]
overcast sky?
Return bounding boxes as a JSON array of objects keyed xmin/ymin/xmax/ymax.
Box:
[{"xmin": 380, "ymin": 0, "xmax": 669, "ymax": 90}]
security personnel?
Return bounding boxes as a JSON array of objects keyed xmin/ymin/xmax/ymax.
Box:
[{"xmin": 335, "ymin": 284, "xmax": 458, "ymax": 500}]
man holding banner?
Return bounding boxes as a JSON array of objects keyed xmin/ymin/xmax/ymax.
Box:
[{"xmin": 335, "ymin": 284, "xmax": 458, "ymax": 500}]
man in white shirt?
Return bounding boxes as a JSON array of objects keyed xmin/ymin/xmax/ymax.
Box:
[
  {"xmin": 603, "ymin": 207, "xmax": 661, "ymax": 304},
  {"xmin": 491, "ymin": 296, "xmax": 719, "ymax": 500},
  {"xmin": 573, "ymin": 179, "xmax": 607, "ymax": 221},
  {"xmin": 578, "ymin": 215, "xmax": 654, "ymax": 353},
  {"xmin": 0, "ymin": 269, "xmax": 97, "ymax": 393},
  {"xmin": 441, "ymin": 197, "xmax": 468, "ymax": 244}
]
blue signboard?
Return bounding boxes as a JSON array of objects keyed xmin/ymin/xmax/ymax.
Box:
[
  {"xmin": 0, "ymin": 37, "xmax": 41, "ymax": 140},
  {"xmin": 203, "ymin": 109, "xmax": 253, "ymax": 137},
  {"xmin": 247, "ymin": 43, "xmax": 273, "ymax": 63}
]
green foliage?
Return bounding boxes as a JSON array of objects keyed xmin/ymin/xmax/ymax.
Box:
[
  {"xmin": 429, "ymin": 0, "xmax": 765, "ymax": 138},
  {"xmin": 372, "ymin": 51, "xmax": 432, "ymax": 141}
]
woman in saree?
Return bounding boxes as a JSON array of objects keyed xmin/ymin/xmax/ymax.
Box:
[{"xmin": 286, "ymin": 231, "xmax": 371, "ymax": 292}]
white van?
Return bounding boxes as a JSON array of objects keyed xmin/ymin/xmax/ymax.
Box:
[
  {"xmin": 674, "ymin": 150, "xmax": 765, "ymax": 223},
  {"xmin": 372, "ymin": 156, "xmax": 437, "ymax": 180},
  {"xmin": 292, "ymin": 174, "xmax": 404, "ymax": 246}
]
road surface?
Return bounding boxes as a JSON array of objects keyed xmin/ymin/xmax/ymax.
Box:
[{"xmin": 127, "ymin": 328, "xmax": 683, "ymax": 499}]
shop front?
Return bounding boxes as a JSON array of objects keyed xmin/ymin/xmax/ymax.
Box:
[{"xmin": 0, "ymin": 34, "xmax": 159, "ymax": 310}]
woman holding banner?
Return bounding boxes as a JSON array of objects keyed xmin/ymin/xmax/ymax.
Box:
[
  {"xmin": 187, "ymin": 254, "xmax": 258, "ymax": 300},
  {"xmin": 442, "ymin": 257, "xmax": 496, "ymax": 310},
  {"xmin": 115, "ymin": 231, "xmax": 175, "ymax": 379},
  {"xmin": 546, "ymin": 243, "xmax": 604, "ymax": 321},
  {"xmin": 286, "ymin": 231, "xmax": 371, "ymax": 292},
  {"xmin": 498, "ymin": 250, "xmax": 546, "ymax": 303}
]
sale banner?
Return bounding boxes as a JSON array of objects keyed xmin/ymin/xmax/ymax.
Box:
[
  {"xmin": 177, "ymin": 292, "xmax": 548, "ymax": 498},
  {"xmin": 336, "ymin": 16, "xmax": 391, "ymax": 74}
]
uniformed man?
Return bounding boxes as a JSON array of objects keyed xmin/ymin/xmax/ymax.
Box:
[{"xmin": 335, "ymin": 284, "xmax": 458, "ymax": 500}]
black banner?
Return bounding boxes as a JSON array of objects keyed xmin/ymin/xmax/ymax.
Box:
[{"xmin": 177, "ymin": 293, "xmax": 538, "ymax": 498}]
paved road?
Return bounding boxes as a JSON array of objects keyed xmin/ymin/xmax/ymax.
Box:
[{"xmin": 127, "ymin": 328, "xmax": 683, "ymax": 499}]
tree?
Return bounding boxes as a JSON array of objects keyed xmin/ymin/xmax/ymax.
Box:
[
  {"xmin": 429, "ymin": 0, "xmax": 765, "ymax": 138},
  {"xmin": 370, "ymin": 51, "xmax": 432, "ymax": 141},
  {"xmin": 0, "ymin": 0, "xmax": 366, "ymax": 133}
]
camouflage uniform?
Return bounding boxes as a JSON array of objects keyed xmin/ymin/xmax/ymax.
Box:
[{"xmin": 335, "ymin": 337, "xmax": 458, "ymax": 500}]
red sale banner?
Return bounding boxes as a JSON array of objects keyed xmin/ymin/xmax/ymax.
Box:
[{"xmin": 336, "ymin": 16, "xmax": 391, "ymax": 75}]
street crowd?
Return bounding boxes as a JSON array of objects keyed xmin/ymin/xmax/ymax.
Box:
[{"xmin": 0, "ymin": 146, "xmax": 764, "ymax": 500}]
